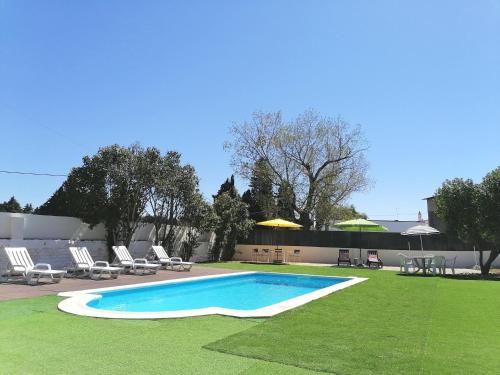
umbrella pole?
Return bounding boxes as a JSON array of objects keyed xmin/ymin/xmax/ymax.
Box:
[
  {"xmin": 420, "ymin": 234, "xmax": 424, "ymax": 256},
  {"xmin": 359, "ymin": 226, "xmax": 363, "ymax": 266}
]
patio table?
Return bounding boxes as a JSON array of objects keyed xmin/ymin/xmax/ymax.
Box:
[{"xmin": 409, "ymin": 255, "xmax": 434, "ymax": 275}]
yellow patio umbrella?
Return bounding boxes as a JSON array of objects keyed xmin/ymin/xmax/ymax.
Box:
[
  {"xmin": 256, "ymin": 218, "xmax": 303, "ymax": 256},
  {"xmin": 256, "ymin": 218, "xmax": 303, "ymax": 229}
]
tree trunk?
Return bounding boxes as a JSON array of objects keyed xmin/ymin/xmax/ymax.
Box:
[
  {"xmin": 480, "ymin": 249, "xmax": 499, "ymax": 275},
  {"xmin": 105, "ymin": 226, "xmax": 117, "ymax": 263},
  {"xmin": 299, "ymin": 211, "xmax": 313, "ymax": 230}
]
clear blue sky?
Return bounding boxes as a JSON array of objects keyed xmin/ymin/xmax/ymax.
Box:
[{"xmin": 1, "ymin": 0, "xmax": 499, "ymax": 220}]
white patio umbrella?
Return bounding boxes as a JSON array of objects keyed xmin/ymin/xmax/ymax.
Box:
[{"xmin": 401, "ymin": 224, "xmax": 440, "ymax": 255}]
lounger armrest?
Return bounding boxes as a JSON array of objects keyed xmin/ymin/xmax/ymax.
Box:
[
  {"xmin": 11, "ymin": 264, "xmax": 27, "ymax": 272},
  {"xmin": 133, "ymin": 258, "xmax": 148, "ymax": 265},
  {"xmin": 76, "ymin": 262, "xmax": 91, "ymax": 268},
  {"xmin": 34, "ymin": 263, "xmax": 52, "ymax": 271},
  {"xmin": 94, "ymin": 261, "xmax": 110, "ymax": 267},
  {"xmin": 169, "ymin": 257, "xmax": 183, "ymax": 262}
]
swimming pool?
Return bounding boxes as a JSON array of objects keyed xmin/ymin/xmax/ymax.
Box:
[{"xmin": 58, "ymin": 272, "xmax": 367, "ymax": 319}]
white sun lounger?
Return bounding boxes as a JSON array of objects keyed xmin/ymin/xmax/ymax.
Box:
[
  {"xmin": 68, "ymin": 247, "xmax": 123, "ymax": 280},
  {"xmin": 111, "ymin": 245, "xmax": 161, "ymax": 275},
  {"xmin": 151, "ymin": 245, "xmax": 194, "ymax": 271},
  {"xmin": 1, "ymin": 246, "xmax": 65, "ymax": 285}
]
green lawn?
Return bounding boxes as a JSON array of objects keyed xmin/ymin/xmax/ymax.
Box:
[
  {"xmin": 204, "ymin": 263, "xmax": 500, "ymax": 375},
  {"xmin": 1, "ymin": 263, "xmax": 499, "ymax": 375}
]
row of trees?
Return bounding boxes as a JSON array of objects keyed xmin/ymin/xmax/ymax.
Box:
[
  {"xmin": 0, "ymin": 196, "xmax": 34, "ymax": 213},
  {"xmin": 37, "ymin": 144, "xmax": 215, "ymax": 261},
  {"xmin": 434, "ymin": 167, "xmax": 500, "ymax": 275},
  {"xmin": 22, "ymin": 109, "xmax": 369, "ymax": 261},
  {"xmin": 227, "ymin": 110, "xmax": 369, "ymax": 229},
  {"xmin": 240, "ymin": 158, "xmax": 366, "ymax": 227}
]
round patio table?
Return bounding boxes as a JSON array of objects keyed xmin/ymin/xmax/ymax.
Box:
[{"xmin": 410, "ymin": 255, "xmax": 434, "ymax": 275}]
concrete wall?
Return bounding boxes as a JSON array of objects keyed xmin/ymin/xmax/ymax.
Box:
[
  {"xmin": 0, "ymin": 212, "xmax": 106, "ymax": 240},
  {"xmin": 234, "ymin": 244, "xmax": 500, "ymax": 269},
  {"xmin": 0, "ymin": 213, "xmax": 213, "ymax": 272},
  {"xmin": 0, "ymin": 238, "xmax": 211, "ymax": 272}
]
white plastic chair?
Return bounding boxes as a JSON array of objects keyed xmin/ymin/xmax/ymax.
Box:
[
  {"xmin": 112, "ymin": 246, "xmax": 161, "ymax": 275},
  {"xmin": 289, "ymin": 249, "xmax": 301, "ymax": 263},
  {"xmin": 68, "ymin": 247, "xmax": 122, "ymax": 280},
  {"xmin": 1, "ymin": 247, "xmax": 65, "ymax": 285},
  {"xmin": 444, "ymin": 256, "xmax": 457, "ymax": 275},
  {"xmin": 429, "ymin": 256, "xmax": 445, "ymax": 275},
  {"xmin": 398, "ymin": 253, "xmax": 417, "ymax": 274},
  {"xmin": 151, "ymin": 246, "xmax": 193, "ymax": 271},
  {"xmin": 252, "ymin": 248, "xmax": 260, "ymax": 262}
]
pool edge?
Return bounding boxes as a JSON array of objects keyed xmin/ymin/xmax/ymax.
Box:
[{"xmin": 57, "ymin": 272, "xmax": 368, "ymax": 319}]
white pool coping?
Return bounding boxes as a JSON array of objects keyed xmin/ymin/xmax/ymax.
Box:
[{"xmin": 58, "ymin": 271, "xmax": 368, "ymax": 319}]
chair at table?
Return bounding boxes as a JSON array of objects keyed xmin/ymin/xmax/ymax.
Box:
[
  {"xmin": 444, "ymin": 256, "xmax": 457, "ymax": 275},
  {"xmin": 429, "ymin": 256, "xmax": 445, "ymax": 275},
  {"xmin": 398, "ymin": 253, "xmax": 417, "ymax": 274},
  {"xmin": 288, "ymin": 249, "xmax": 301, "ymax": 263},
  {"xmin": 366, "ymin": 250, "xmax": 383, "ymax": 269},
  {"xmin": 252, "ymin": 248, "xmax": 260, "ymax": 262},
  {"xmin": 337, "ymin": 249, "xmax": 351, "ymax": 267},
  {"xmin": 273, "ymin": 249, "xmax": 284, "ymax": 263},
  {"xmin": 261, "ymin": 248, "xmax": 271, "ymax": 263}
]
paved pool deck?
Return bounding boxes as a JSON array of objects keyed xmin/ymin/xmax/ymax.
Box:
[
  {"xmin": 0, "ymin": 266, "xmax": 239, "ymax": 302},
  {"xmin": 294, "ymin": 262, "xmax": 484, "ymax": 274}
]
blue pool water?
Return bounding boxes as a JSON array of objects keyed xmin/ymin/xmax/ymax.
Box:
[{"xmin": 87, "ymin": 273, "xmax": 351, "ymax": 312}]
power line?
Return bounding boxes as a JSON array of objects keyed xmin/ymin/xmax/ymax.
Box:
[
  {"xmin": 1, "ymin": 104, "xmax": 87, "ymax": 149},
  {"xmin": 0, "ymin": 170, "xmax": 67, "ymax": 177}
]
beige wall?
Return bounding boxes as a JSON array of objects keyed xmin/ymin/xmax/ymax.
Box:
[{"xmin": 234, "ymin": 244, "xmax": 500, "ymax": 269}]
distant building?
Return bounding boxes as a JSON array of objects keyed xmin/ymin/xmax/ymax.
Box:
[
  {"xmin": 424, "ymin": 196, "xmax": 447, "ymax": 232},
  {"xmin": 369, "ymin": 220, "xmax": 425, "ymax": 233}
]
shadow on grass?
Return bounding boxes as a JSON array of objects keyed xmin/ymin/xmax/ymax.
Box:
[{"xmin": 397, "ymin": 273, "xmax": 500, "ymax": 281}]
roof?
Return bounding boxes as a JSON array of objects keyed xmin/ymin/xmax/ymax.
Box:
[{"xmin": 369, "ymin": 220, "xmax": 426, "ymax": 233}]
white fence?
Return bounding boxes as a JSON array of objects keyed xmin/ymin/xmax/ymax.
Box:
[{"xmin": 0, "ymin": 213, "xmax": 213, "ymax": 272}]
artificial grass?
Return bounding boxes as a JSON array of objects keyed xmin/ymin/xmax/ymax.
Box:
[
  {"xmin": 1, "ymin": 264, "xmax": 499, "ymax": 375},
  {"xmin": 0, "ymin": 295, "xmax": 319, "ymax": 375},
  {"xmin": 204, "ymin": 263, "xmax": 500, "ymax": 375}
]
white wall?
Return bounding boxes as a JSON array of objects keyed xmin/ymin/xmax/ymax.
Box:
[
  {"xmin": 0, "ymin": 238, "xmax": 212, "ymax": 272},
  {"xmin": 0, "ymin": 213, "xmax": 213, "ymax": 272},
  {"xmin": 0, "ymin": 212, "xmax": 106, "ymax": 240},
  {"xmin": 234, "ymin": 244, "xmax": 500, "ymax": 269}
]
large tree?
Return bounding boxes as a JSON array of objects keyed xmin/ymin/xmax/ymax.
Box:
[
  {"xmin": 37, "ymin": 144, "xmax": 154, "ymax": 259},
  {"xmin": 434, "ymin": 170, "xmax": 500, "ymax": 275},
  {"xmin": 145, "ymin": 150, "xmax": 200, "ymax": 254},
  {"xmin": 180, "ymin": 193, "xmax": 216, "ymax": 261},
  {"xmin": 478, "ymin": 168, "xmax": 500, "ymax": 272},
  {"xmin": 315, "ymin": 201, "xmax": 367, "ymax": 230},
  {"xmin": 0, "ymin": 197, "xmax": 23, "ymax": 213},
  {"xmin": 241, "ymin": 158, "xmax": 276, "ymax": 222},
  {"xmin": 275, "ymin": 182, "xmax": 295, "ymax": 221},
  {"xmin": 211, "ymin": 178, "xmax": 254, "ymax": 261},
  {"xmin": 226, "ymin": 110, "xmax": 369, "ymax": 229}
]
